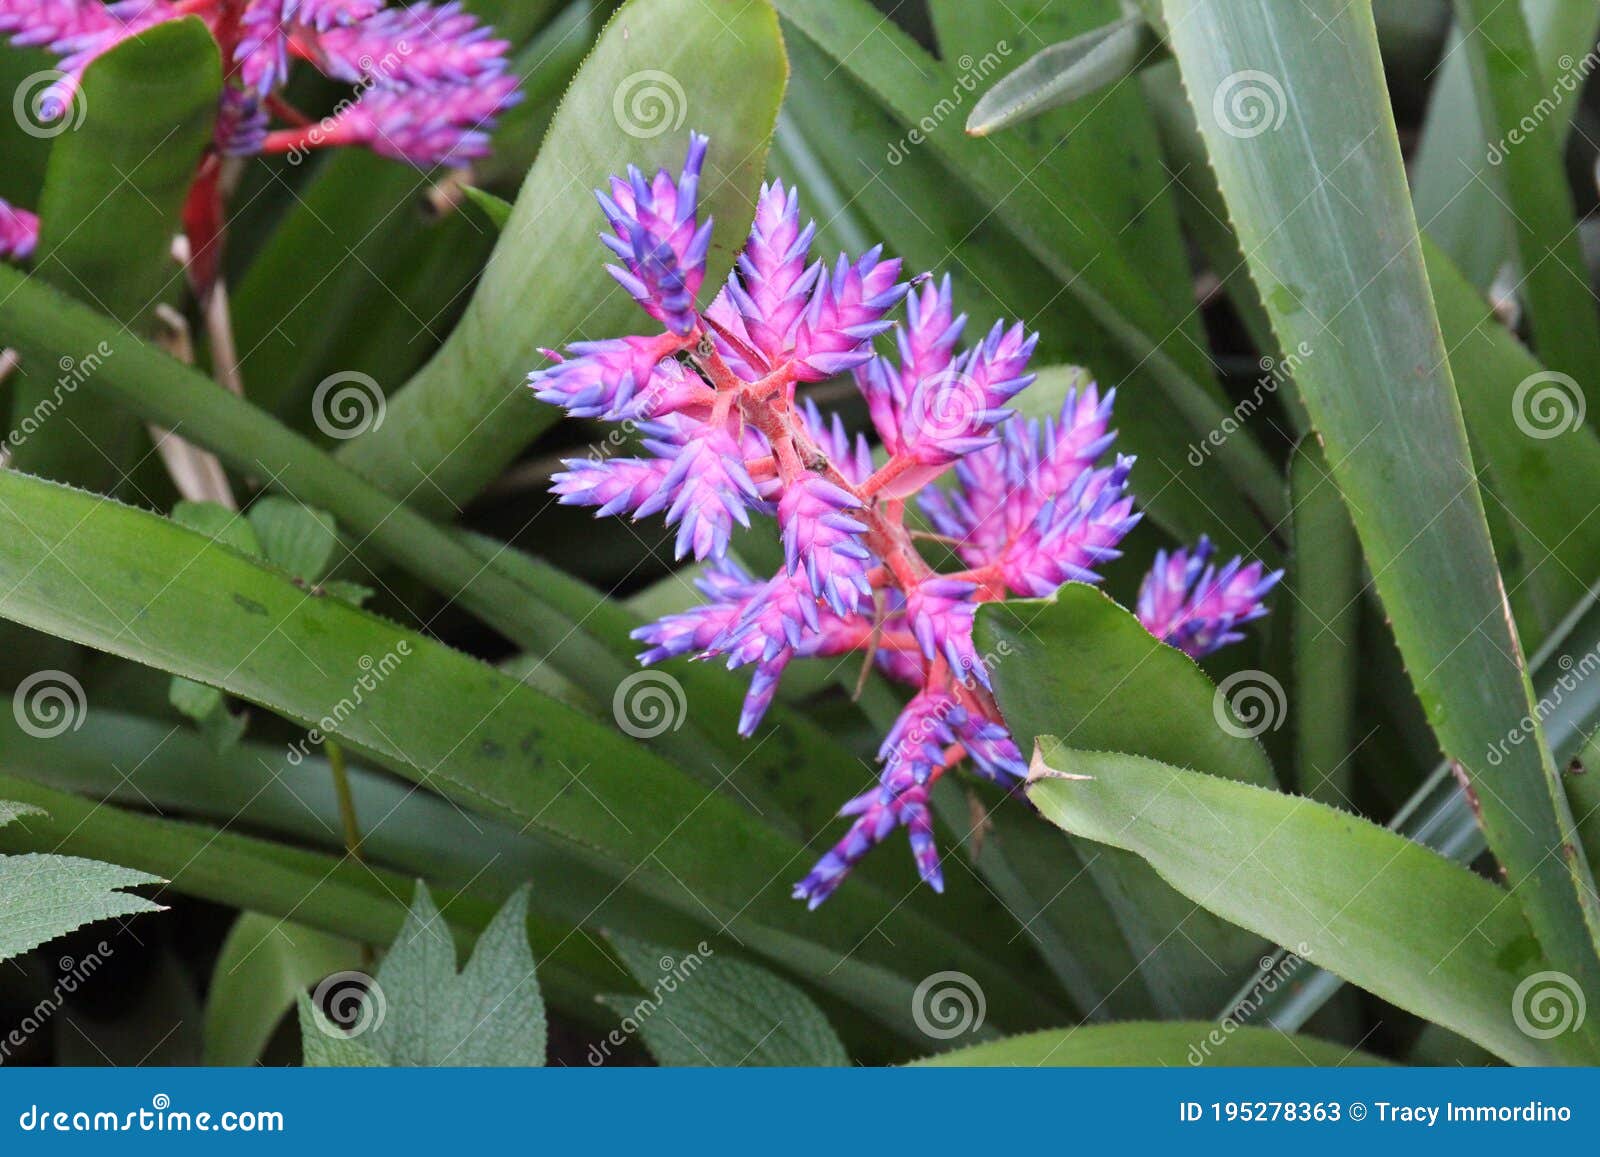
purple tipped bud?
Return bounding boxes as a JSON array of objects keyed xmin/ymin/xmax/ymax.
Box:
[
  {"xmin": 1138, "ymin": 537, "xmax": 1282, "ymax": 658},
  {"xmin": 596, "ymin": 132, "xmax": 711, "ymax": 335},
  {"xmin": 778, "ymin": 475, "xmax": 872, "ymax": 616},
  {"xmin": 0, "ymin": 198, "xmax": 39, "ymax": 260}
]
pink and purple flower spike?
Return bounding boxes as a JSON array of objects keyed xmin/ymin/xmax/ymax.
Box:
[
  {"xmin": 528, "ymin": 132, "xmax": 1279, "ymax": 908},
  {"xmin": 0, "ymin": 1, "xmax": 521, "ymax": 170},
  {"xmin": 0, "ymin": 199, "xmax": 38, "ymax": 261}
]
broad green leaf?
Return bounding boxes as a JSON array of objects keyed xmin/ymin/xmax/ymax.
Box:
[
  {"xmin": 297, "ymin": 1004, "xmax": 385, "ymax": 1067},
  {"xmin": 1412, "ymin": 1, "xmax": 1600, "ymax": 290},
  {"xmin": 9, "ymin": 19, "xmax": 219, "ymax": 491},
  {"xmin": 1449, "ymin": 0, "xmax": 1600, "ymax": 394},
  {"xmin": 975, "ymin": 586, "xmax": 1275, "ymax": 1016},
  {"xmin": 0, "ymin": 469, "xmax": 1042, "ymax": 1038},
  {"xmin": 172, "ymin": 501, "xmax": 262, "ymax": 557},
  {"xmin": 601, "ymin": 933, "xmax": 847, "ymax": 1066},
  {"xmin": 462, "ymin": 187, "xmax": 513, "ymax": 231},
  {"xmin": 302, "ymin": 885, "xmax": 545, "ymax": 1067},
  {"xmin": 335, "ymin": 0, "xmax": 787, "ymax": 514},
  {"xmin": 203, "ymin": 913, "xmax": 362, "ymax": 1067},
  {"xmin": 966, "ymin": 16, "xmax": 1164, "ymax": 136},
  {"xmin": 247, "ymin": 496, "xmax": 340, "ymax": 583},
  {"xmin": 168, "ymin": 675, "xmax": 247, "ymax": 751},
  {"xmin": 1424, "ymin": 237, "xmax": 1600, "ymax": 640},
  {"xmin": 1029, "ymin": 742, "xmax": 1598, "ymax": 1065},
  {"xmin": 773, "ymin": 0, "xmax": 1284, "ymax": 530},
  {"xmin": 1289, "ymin": 440, "xmax": 1360, "ymax": 807},
  {"xmin": 0, "ymin": 801, "xmax": 165, "ymax": 962},
  {"xmin": 913, "ymin": 1022, "xmax": 1387, "ymax": 1067},
  {"xmin": 1163, "ymin": 0, "xmax": 1600, "ymax": 1008}
]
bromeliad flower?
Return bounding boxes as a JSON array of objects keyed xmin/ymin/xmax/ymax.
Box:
[
  {"xmin": 0, "ymin": 1, "xmax": 521, "ymax": 287},
  {"xmin": 530, "ymin": 132, "xmax": 1281, "ymax": 909},
  {"xmin": 0, "ymin": 198, "xmax": 38, "ymax": 261}
]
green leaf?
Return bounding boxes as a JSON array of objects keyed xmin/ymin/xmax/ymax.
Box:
[
  {"xmin": 1028, "ymin": 741, "xmax": 1598, "ymax": 1065},
  {"xmin": 203, "ymin": 913, "xmax": 362, "ymax": 1067},
  {"xmin": 1448, "ymin": 0, "xmax": 1600, "ymax": 394},
  {"xmin": 168, "ymin": 675, "xmax": 247, "ymax": 751},
  {"xmin": 975, "ymin": 585, "xmax": 1275, "ymax": 1016},
  {"xmin": 296, "ymin": 1002, "xmax": 385, "ymax": 1067},
  {"xmin": 9, "ymin": 18, "xmax": 219, "ymax": 490},
  {"xmin": 171, "ymin": 501, "xmax": 262, "ymax": 557},
  {"xmin": 600, "ymin": 933, "xmax": 847, "ymax": 1066},
  {"xmin": 247, "ymin": 496, "xmax": 340, "ymax": 583},
  {"xmin": 913, "ymin": 1022, "xmax": 1388, "ymax": 1067},
  {"xmin": 0, "ymin": 802, "xmax": 165, "ymax": 962},
  {"xmin": 0, "ymin": 469, "xmax": 1038, "ymax": 1039},
  {"xmin": 335, "ymin": 0, "xmax": 788, "ymax": 515},
  {"xmin": 1162, "ymin": 0, "xmax": 1600, "ymax": 1013},
  {"xmin": 462, "ymin": 187, "xmax": 513, "ymax": 231},
  {"xmin": 965, "ymin": 16, "xmax": 1163, "ymax": 136},
  {"xmin": 304, "ymin": 885, "xmax": 545, "ymax": 1067},
  {"xmin": 1288, "ymin": 440, "xmax": 1360, "ymax": 807}
]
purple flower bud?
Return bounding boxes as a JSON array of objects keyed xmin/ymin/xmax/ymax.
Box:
[
  {"xmin": 631, "ymin": 559, "xmax": 763, "ymax": 665},
  {"xmin": 295, "ymin": 0, "xmax": 385, "ymax": 30},
  {"xmin": 724, "ymin": 180, "xmax": 820, "ymax": 367},
  {"xmin": 791, "ymin": 246, "xmax": 905, "ymax": 381},
  {"xmin": 796, "ymin": 398, "xmax": 875, "ymax": 486},
  {"xmin": 551, "ymin": 456, "xmax": 675, "ymax": 520},
  {"xmin": 0, "ymin": 198, "xmax": 39, "ymax": 260},
  {"xmin": 333, "ymin": 74, "xmax": 521, "ymax": 167},
  {"xmin": 529, "ymin": 337, "xmax": 704, "ymax": 421},
  {"xmin": 998, "ymin": 456, "xmax": 1141, "ymax": 597},
  {"xmin": 309, "ymin": 1, "xmax": 510, "ymax": 89},
  {"xmin": 879, "ymin": 689, "xmax": 959, "ymax": 784},
  {"xmin": 905, "ymin": 578, "xmax": 986, "ymax": 688},
  {"xmin": 778, "ymin": 475, "xmax": 872, "ymax": 616},
  {"xmin": 637, "ymin": 422, "xmax": 760, "ymax": 561},
  {"xmin": 596, "ymin": 132, "xmax": 712, "ymax": 335},
  {"xmin": 953, "ymin": 712, "xmax": 1026, "ymax": 785},
  {"xmin": 793, "ymin": 768, "xmax": 942, "ymax": 908},
  {"xmin": 1138, "ymin": 537, "xmax": 1283, "ymax": 658}
]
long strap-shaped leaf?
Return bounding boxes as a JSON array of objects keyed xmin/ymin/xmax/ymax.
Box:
[
  {"xmin": 1162, "ymin": 0, "xmax": 1600, "ymax": 1010},
  {"xmin": 0, "ymin": 470, "xmax": 1044, "ymax": 1036},
  {"xmin": 1029, "ymin": 743, "xmax": 1600, "ymax": 1065}
]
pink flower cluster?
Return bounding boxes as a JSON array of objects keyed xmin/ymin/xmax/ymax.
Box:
[{"xmin": 536, "ymin": 134, "xmax": 1281, "ymax": 907}]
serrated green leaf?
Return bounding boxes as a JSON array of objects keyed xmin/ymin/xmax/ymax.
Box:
[
  {"xmin": 1162, "ymin": 0, "xmax": 1600, "ymax": 1017},
  {"xmin": 1028, "ymin": 740, "xmax": 1598, "ymax": 1065},
  {"xmin": 296, "ymin": 999, "xmax": 385, "ymax": 1067},
  {"xmin": 204, "ymin": 913, "xmax": 363, "ymax": 1067},
  {"xmin": 601, "ymin": 933, "xmax": 846, "ymax": 1066},
  {"xmin": 305, "ymin": 885, "xmax": 546, "ymax": 1067},
  {"xmin": 0, "ymin": 848, "xmax": 165, "ymax": 963}
]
